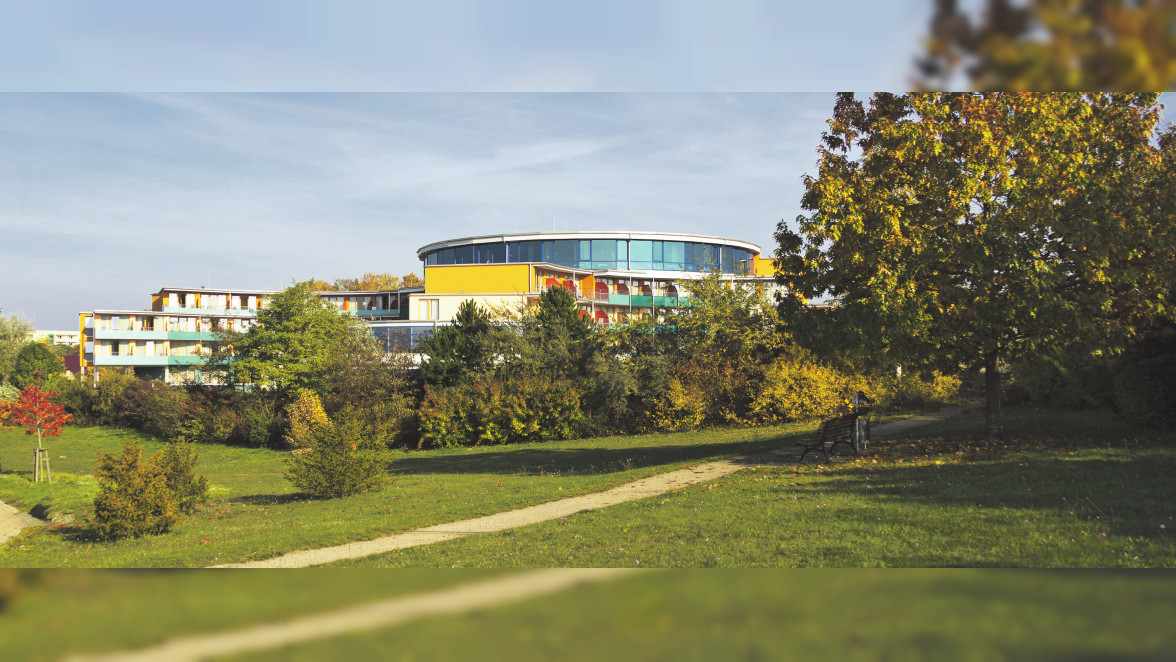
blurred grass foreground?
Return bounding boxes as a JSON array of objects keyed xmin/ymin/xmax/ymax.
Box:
[{"xmin": 1, "ymin": 568, "xmax": 1174, "ymax": 661}]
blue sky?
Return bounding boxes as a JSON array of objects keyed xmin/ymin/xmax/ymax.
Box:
[
  {"xmin": 0, "ymin": 1, "xmax": 940, "ymax": 329},
  {"xmin": 1, "ymin": 93, "xmax": 841, "ymax": 328},
  {"xmin": 0, "ymin": 1, "xmax": 929, "ymax": 91}
]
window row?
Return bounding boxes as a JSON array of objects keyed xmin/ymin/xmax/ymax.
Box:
[{"xmin": 97, "ymin": 340, "xmax": 209, "ymax": 357}]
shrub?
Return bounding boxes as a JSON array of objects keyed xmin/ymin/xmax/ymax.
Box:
[
  {"xmin": 0, "ymin": 383, "xmax": 18, "ymax": 402},
  {"xmin": 643, "ymin": 376, "xmax": 706, "ymax": 432},
  {"xmin": 881, "ymin": 371, "xmax": 961, "ymax": 411},
  {"xmin": 92, "ymin": 372, "xmax": 135, "ymax": 425},
  {"xmin": 205, "ymin": 406, "xmax": 240, "ymax": 445},
  {"xmin": 285, "ymin": 392, "xmax": 329, "ymax": 449},
  {"xmin": 156, "ymin": 440, "xmax": 210, "ymax": 514},
  {"xmin": 91, "ymin": 443, "xmax": 180, "ymax": 540},
  {"xmin": 239, "ymin": 396, "xmax": 284, "ymax": 447},
  {"xmin": 748, "ymin": 358, "xmax": 854, "ymax": 424},
  {"xmin": 418, "ymin": 374, "xmax": 587, "ymax": 448},
  {"xmin": 48, "ymin": 378, "xmax": 96, "ymax": 424},
  {"xmin": 284, "ymin": 410, "xmax": 393, "ymax": 498}
]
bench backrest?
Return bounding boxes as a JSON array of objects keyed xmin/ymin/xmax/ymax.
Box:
[{"xmin": 816, "ymin": 414, "xmax": 856, "ymax": 438}]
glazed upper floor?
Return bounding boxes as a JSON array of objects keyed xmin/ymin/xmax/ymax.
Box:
[{"xmin": 417, "ymin": 231, "xmax": 766, "ymax": 274}]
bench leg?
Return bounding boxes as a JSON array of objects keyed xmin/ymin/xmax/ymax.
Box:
[{"xmin": 798, "ymin": 445, "xmax": 830, "ymax": 464}]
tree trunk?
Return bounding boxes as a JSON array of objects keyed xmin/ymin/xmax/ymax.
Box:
[{"xmin": 984, "ymin": 351, "xmax": 1003, "ymax": 439}]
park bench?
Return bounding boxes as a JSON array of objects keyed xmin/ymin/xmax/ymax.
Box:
[{"xmin": 796, "ymin": 410, "xmax": 869, "ymax": 463}]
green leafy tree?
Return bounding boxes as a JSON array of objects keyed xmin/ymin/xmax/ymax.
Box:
[
  {"xmin": 215, "ymin": 281, "xmax": 362, "ymax": 401},
  {"xmin": 777, "ymin": 92, "xmax": 1172, "ymax": 437},
  {"xmin": 419, "ymin": 300, "xmax": 503, "ymax": 387},
  {"xmin": 919, "ymin": 0, "xmax": 1176, "ymax": 90},
  {"xmin": 0, "ymin": 314, "xmax": 33, "ymax": 386},
  {"xmin": 517, "ymin": 285, "xmax": 597, "ymax": 379},
  {"xmin": 320, "ymin": 329, "xmax": 417, "ymax": 447}
]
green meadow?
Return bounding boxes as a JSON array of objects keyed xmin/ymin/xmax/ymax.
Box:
[
  {"xmin": 0, "ymin": 421, "xmax": 810, "ymax": 567},
  {"xmin": 328, "ymin": 408, "xmax": 1176, "ymax": 568}
]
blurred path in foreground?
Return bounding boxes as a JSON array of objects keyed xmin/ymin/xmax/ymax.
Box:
[{"xmin": 66, "ymin": 569, "xmax": 639, "ymax": 662}]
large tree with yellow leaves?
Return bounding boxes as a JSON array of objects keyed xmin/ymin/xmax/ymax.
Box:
[
  {"xmin": 776, "ymin": 93, "xmax": 1174, "ymax": 436},
  {"xmin": 918, "ymin": 0, "xmax": 1176, "ymax": 90}
]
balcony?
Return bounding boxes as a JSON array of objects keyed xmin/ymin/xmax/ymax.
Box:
[
  {"xmin": 167, "ymin": 331, "xmax": 221, "ymax": 341},
  {"xmin": 92, "ymin": 355, "xmax": 169, "ymax": 367},
  {"xmin": 93, "ymin": 328, "xmax": 169, "ymax": 341},
  {"xmin": 607, "ymin": 293, "xmax": 630, "ymax": 305},
  {"xmin": 348, "ymin": 308, "xmax": 400, "ymax": 318}
]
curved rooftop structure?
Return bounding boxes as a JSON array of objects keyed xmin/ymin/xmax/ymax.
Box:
[{"xmin": 417, "ymin": 231, "xmax": 763, "ymax": 274}]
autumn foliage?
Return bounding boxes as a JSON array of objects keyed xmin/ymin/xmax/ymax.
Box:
[{"xmin": 3, "ymin": 384, "xmax": 72, "ymax": 450}]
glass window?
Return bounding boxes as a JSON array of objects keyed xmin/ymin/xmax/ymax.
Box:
[
  {"xmin": 579, "ymin": 240, "xmax": 592, "ymax": 262},
  {"xmin": 630, "ymin": 240, "xmax": 653, "ymax": 270},
  {"xmin": 681, "ymin": 243, "xmax": 696, "ymax": 270},
  {"xmin": 663, "ymin": 241, "xmax": 685, "ymax": 269},
  {"xmin": 552, "ymin": 240, "xmax": 576, "ymax": 266},
  {"xmin": 617, "ymin": 240, "xmax": 627, "ymax": 266},
  {"xmin": 474, "ymin": 243, "xmax": 504, "ymax": 264},
  {"xmin": 458, "ymin": 245, "xmax": 474, "ymax": 264},
  {"xmin": 721, "ymin": 247, "xmax": 735, "ymax": 272},
  {"xmin": 702, "ymin": 244, "xmax": 718, "ymax": 270},
  {"xmin": 518, "ymin": 240, "xmax": 543, "ymax": 262},
  {"xmin": 440, "ymin": 248, "xmax": 455, "ymax": 264},
  {"xmin": 489, "ymin": 243, "xmax": 506, "ymax": 263},
  {"xmin": 630, "ymin": 240, "xmax": 652, "ymax": 263},
  {"xmin": 590, "ymin": 239, "xmax": 616, "ymax": 268}
]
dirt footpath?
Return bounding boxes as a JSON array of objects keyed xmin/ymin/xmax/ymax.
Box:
[
  {"xmin": 0, "ymin": 498, "xmax": 40, "ymax": 546},
  {"xmin": 213, "ymin": 403, "xmax": 979, "ymax": 569}
]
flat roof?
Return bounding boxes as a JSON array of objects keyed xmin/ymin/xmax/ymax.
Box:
[
  {"xmin": 155, "ymin": 286, "xmax": 423, "ymax": 296},
  {"xmin": 416, "ymin": 231, "xmax": 763, "ymax": 261}
]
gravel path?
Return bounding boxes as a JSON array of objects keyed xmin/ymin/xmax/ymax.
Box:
[
  {"xmin": 65, "ymin": 568, "xmax": 640, "ymax": 662},
  {"xmin": 212, "ymin": 403, "xmax": 979, "ymax": 569},
  {"xmin": 0, "ymin": 497, "xmax": 40, "ymax": 546}
]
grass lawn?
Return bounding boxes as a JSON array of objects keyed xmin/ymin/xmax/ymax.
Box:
[
  {"xmin": 328, "ymin": 407, "xmax": 1176, "ymax": 568},
  {"xmin": 7, "ymin": 569, "xmax": 1173, "ymax": 661},
  {"xmin": 0, "ymin": 421, "xmax": 813, "ymax": 567}
]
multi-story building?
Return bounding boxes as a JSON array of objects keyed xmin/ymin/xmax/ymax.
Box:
[
  {"xmin": 79, "ymin": 231, "xmax": 779, "ymax": 383},
  {"xmin": 30, "ymin": 329, "xmax": 81, "ymax": 346},
  {"xmin": 79, "ymin": 286, "xmax": 419, "ymax": 383},
  {"xmin": 368, "ymin": 231, "xmax": 778, "ymax": 347}
]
